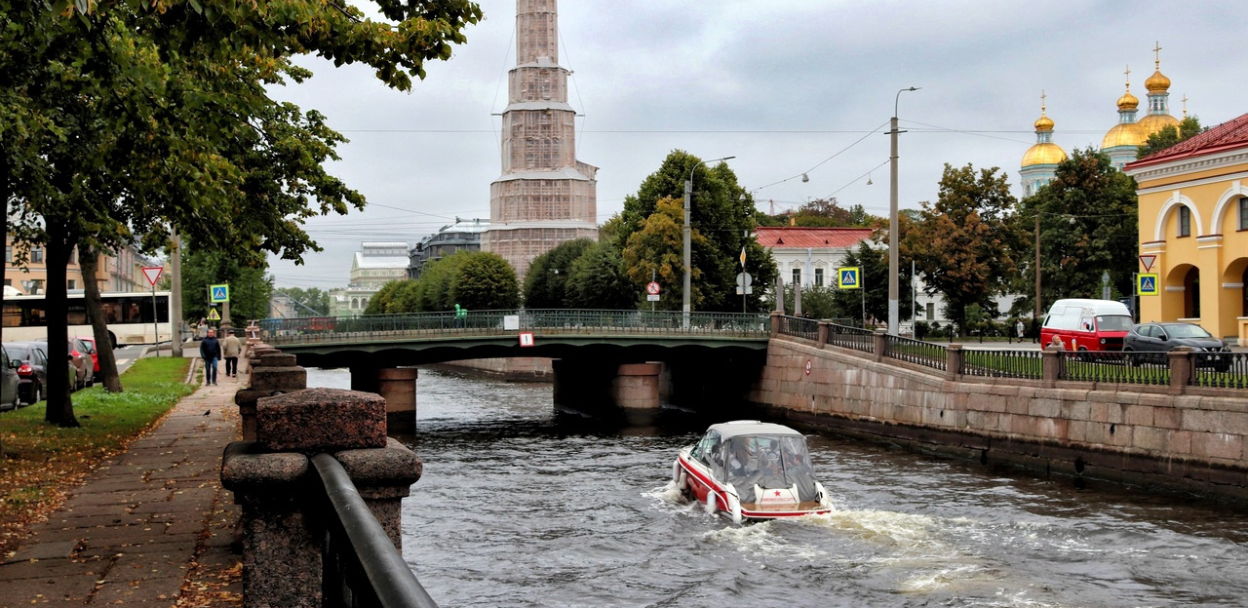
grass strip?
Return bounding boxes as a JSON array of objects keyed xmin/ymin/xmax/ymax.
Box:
[{"xmin": 0, "ymin": 356, "xmax": 194, "ymax": 557}]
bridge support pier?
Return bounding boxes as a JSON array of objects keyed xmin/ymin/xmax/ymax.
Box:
[
  {"xmin": 553, "ymin": 360, "xmax": 664, "ymax": 423},
  {"xmin": 612, "ymin": 362, "xmax": 662, "ymax": 424},
  {"xmin": 349, "ymin": 363, "xmax": 380, "ymax": 394},
  {"xmin": 377, "ymin": 367, "xmax": 418, "ymax": 433}
]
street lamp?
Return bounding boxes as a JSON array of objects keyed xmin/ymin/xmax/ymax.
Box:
[
  {"xmin": 683, "ymin": 155, "xmax": 735, "ymax": 328},
  {"xmin": 888, "ymin": 86, "xmax": 920, "ymax": 335}
]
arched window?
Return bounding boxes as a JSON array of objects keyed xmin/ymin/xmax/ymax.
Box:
[
  {"xmin": 1177, "ymin": 206, "xmax": 1191, "ymax": 237},
  {"xmin": 1239, "ymin": 197, "xmax": 1248, "ymax": 231}
]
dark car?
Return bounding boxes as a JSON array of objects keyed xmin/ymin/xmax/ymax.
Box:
[
  {"xmin": 0, "ymin": 345, "xmax": 20, "ymax": 411},
  {"xmin": 1124, "ymin": 322, "xmax": 1231, "ymax": 370},
  {"xmin": 6, "ymin": 341, "xmax": 49, "ymax": 405}
]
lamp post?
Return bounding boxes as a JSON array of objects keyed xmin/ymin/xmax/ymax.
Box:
[
  {"xmin": 683, "ymin": 155, "xmax": 735, "ymax": 328},
  {"xmin": 888, "ymin": 86, "xmax": 920, "ymax": 335}
]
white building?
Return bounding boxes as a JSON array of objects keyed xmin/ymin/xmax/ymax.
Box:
[
  {"xmin": 329, "ymin": 242, "xmax": 410, "ymax": 316},
  {"xmin": 755, "ymin": 226, "xmax": 874, "ymax": 288}
]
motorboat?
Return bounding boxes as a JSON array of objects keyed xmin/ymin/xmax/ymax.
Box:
[{"xmin": 673, "ymin": 420, "xmax": 832, "ymax": 523}]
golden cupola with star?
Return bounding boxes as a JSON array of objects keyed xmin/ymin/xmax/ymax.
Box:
[
  {"xmin": 1136, "ymin": 42, "xmax": 1180, "ymax": 138},
  {"xmin": 1020, "ymin": 93, "xmax": 1067, "ymax": 196},
  {"xmin": 1102, "ymin": 67, "xmax": 1147, "ymax": 169}
]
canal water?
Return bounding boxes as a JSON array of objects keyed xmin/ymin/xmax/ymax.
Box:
[{"xmin": 306, "ymin": 368, "xmax": 1248, "ymax": 608}]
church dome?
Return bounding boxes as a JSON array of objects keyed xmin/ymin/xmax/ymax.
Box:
[
  {"xmin": 1022, "ymin": 143, "xmax": 1067, "ymax": 167},
  {"xmin": 1116, "ymin": 90, "xmax": 1139, "ymax": 110},
  {"xmin": 1137, "ymin": 112, "xmax": 1180, "ymax": 137},
  {"xmin": 1101, "ymin": 122, "xmax": 1145, "ymax": 149},
  {"xmin": 1145, "ymin": 69, "xmax": 1171, "ymax": 93},
  {"xmin": 1034, "ymin": 114, "xmax": 1054, "ymax": 132}
]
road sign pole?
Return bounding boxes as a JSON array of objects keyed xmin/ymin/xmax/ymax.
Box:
[{"xmin": 152, "ymin": 284, "xmax": 159, "ymax": 356}]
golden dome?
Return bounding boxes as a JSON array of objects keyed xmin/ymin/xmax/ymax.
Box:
[
  {"xmin": 1034, "ymin": 114, "xmax": 1054, "ymax": 132},
  {"xmin": 1137, "ymin": 112, "xmax": 1180, "ymax": 137},
  {"xmin": 1022, "ymin": 143, "xmax": 1067, "ymax": 167},
  {"xmin": 1101, "ymin": 122, "xmax": 1146, "ymax": 149},
  {"xmin": 1116, "ymin": 90, "xmax": 1139, "ymax": 110},
  {"xmin": 1145, "ymin": 69, "xmax": 1171, "ymax": 93}
]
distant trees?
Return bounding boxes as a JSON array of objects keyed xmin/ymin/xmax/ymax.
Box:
[
  {"xmin": 828, "ymin": 241, "xmax": 916, "ymax": 324},
  {"xmin": 1138, "ymin": 116, "xmax": 1204, "ymax": 159},
  {"xmin": 524, "ymin": 239, "xmax": 594, "ymax": 307},
  {"xmin": 369, "ymin": 251, "xmax": 519, "ymax": 313},
  {"xmin": 758, "ymin": 197, "xmax": 882, "ymax": 228},
  {"xmin": 180, "ymin": 245, "xmax": 274, "ymax": 323},
  {"xmin": 275, "ymin": 287, "xmax": 330, "ymax": 316}
]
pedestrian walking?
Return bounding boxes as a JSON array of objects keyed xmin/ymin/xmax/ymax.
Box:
[
  {"xmin": 222, "ymin": 330, "xmax": 242, "ymax": 378},
  {"xmin": 199, "ymin": 329, "xmax": 221, "ymax": 385},
  {"xmin": 196, "ymin": 318, "xmax": 207, "ymax": 340},
  {"xmin": 1015, "ymin": 319, "xmax": 1025, "ymax": 344}
]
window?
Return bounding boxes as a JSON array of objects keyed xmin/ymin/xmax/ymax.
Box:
[
  {"xmin": 1239, "ymin": 197, "xmax": 1248, "ymax": 231},
  {"xmin": 1177, "ymin": 206, "xmax": 1191, "ymax": 237},
  {"xmin": 67, "ymin": 279, "xmax": 76, "ymax": 290},
  {"xmin": 31, "ymin": 247, "xmax": 43, "ymax": 263},
  {"xmin": 4, "ymin": 246, "xmax": 10, "ymax": 263},
  {"xmin": 792, "ymin": 269, "xmax": 801, "ymax": 285},
  {"xmin": 814, "ymin": 268, "xmax": 824, "ymax": 287},
  {"xmin": 926, "ymin": 302, "xmax": 935, "ymax": 320}
]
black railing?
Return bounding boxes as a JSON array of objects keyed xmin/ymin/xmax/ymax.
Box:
[
  {"xmin": 1058, "ymin": 351, "xmax": 1168, "ymax": 385},
  {"xmin": 776, "ymin": 315, "xmax": 818, "ymax": 341},
  {"xmin": 1189, "ymin": 351, "xmax": 1248, "ymax": 389},
  {"xmin": 884, "ymin": 335, "xmax": 946, "ymax": 371},
  {"xmin": 962, "ymin": 349, "xmax": 1043, "ymax": 380},
  {"xmin": 827, "ymin": 323, "xmax": 874, "ymax": 354},
  {"xmin": 312, "ymin": 454, "xmax": 437, "ymax": 608}
]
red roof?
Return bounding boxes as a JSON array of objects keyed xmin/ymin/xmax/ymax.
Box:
[
  {"xmin": 1127, "ymin": 113, "xmax": 1248, "ymax": 169},
  {"xmin": 754, "ymin": 226, "xmax": 874, "ymax": 249}
]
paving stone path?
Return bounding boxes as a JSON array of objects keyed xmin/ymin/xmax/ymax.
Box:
[{"xmin": 0, "ymin": 356, "xmax": 247, "ymax": 607}]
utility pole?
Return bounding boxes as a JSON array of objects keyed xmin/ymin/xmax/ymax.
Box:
[
  {"xmin": 888, "ymin": 86, "xmax": 919, "ymax": 336},
  {"xmin": 1034, "ymin": 214, "xmax": 1042, "ymax": 322}
]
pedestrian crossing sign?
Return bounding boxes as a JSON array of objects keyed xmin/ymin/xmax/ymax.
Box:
[
  {"xmin": 207, "ymin": 308, "xmax": 221, "ymax": 322},
  {"xmin": 838, "ymin": 267, "xmax": 861, "ymax": 289},
  {"xmin": 209, "ymin": 284, "xmax": 230, "ymax": 303},
  {"xmin": 1137, "ymin": 273, "xmax": 1159, "ymax": 296}
]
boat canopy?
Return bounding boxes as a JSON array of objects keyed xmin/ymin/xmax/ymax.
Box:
[{"xmin": 705, "ymin": 432, "xmax": 819, "ymax": 504}]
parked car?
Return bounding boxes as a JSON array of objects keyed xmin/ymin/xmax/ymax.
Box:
[
  {"xmin": 1040, "ymin": 298, "xmax": 1134, "ymax": 352},
  {"xmin": 6, "ymin": 341, "xmax": 49, "ymax": 405},
  {"xmin": 0, "ymin": 345, "xmax": 20, "ymax": 411},
  {"xmin": 35, "ymin": 338, "xmax": 94, "ymax": 389},
  {"xmin": 77, "ymin": 336, "xmax": 101, "ymax": 373},
  {"xmin": 1123, "ymin": 322, "xmax": 1231, "ymax": 370}
]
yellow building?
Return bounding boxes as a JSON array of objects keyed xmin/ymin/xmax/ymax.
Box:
[{"xmin": 1124, "ymin": 113, "xmax": 1248, "ymax": 344}]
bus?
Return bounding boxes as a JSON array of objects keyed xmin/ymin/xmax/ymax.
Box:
[{"xmin": 2, "ymin": 291, "xmax": 173, "ymax": 348}]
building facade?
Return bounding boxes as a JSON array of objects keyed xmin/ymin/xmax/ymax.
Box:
[
  {"xmin": 1124, "ymin": 113, "xmax": 1248, "ymax": 344},
  {"xmin": 4, "ymin": 238, "xmax": 151, "ymax": 295},
  {"xmin": 755, "ymin": 227, "xmax": 874, "ymax": 289},
  {"xmin": 328, "ymin": 242, "xmax": 410, "ymax": 316},
  {"xmin": 482, "ymin": 0, "xmax": 598, "ymax": 280},
  {"xmin": 408, "ymin": 218, "xmax": 489, "ymax": 279}
]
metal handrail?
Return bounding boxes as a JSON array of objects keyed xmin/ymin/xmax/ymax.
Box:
[
  {"xmin": 775, "ymin": 315, "xmax": 818, "ymax": 341},
  {"xmin": 884, "ymin": 334, "xmax": 946, "ymax": 371},
  {"xmin": 826, "ymin": 322, "xmax": 874, "ymax": 354},
  {"xmin": 311, "ymin": 454, "xmax": 437, "ymax": 608}
]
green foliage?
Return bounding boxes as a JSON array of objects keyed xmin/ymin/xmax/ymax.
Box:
[
  {"xmin": 902, "ymin": 163, "xmax": 1016, "ymax": 328},
  {"xmin": 180, "ymin": 243, "xmax": 273, "ymax": 323},
  {"xmin": 524, "ymin": 238, "xmax": 594, "ymax": 307},
  {"xmin": 1012, "ymin": 148, "xmax": 1139, "ymax": 313},
  {"xmin": 274, "ymin": 287, "xmax": 330, "ymax": 315},
  {"xmin": 364, "ymin": 280, "xmax": 406, "ymax": 315},
  {"xmin": 828, "ymin": 242, "xmax": 915, "ymax": 324},
  {"xmin": 618, "ymin": 151, "xmax": 777, "ymax": 312},
  {"xmin": 566, "ymin": 241, "xmax": 637, "ymax": 309},
  {"xmin": 1137, "ymin": 116, "xmax": 1204, "ymax": 159},
  {"xmin": 767, "ymin": 198, "xmax": 883, "ymax": 228},
  {"xmin": 413, "ymin": 253, "xmax": 471, "ymax": 311},
  {"xmin": 451, "ymin": 252, "xmax": 519, "ymax": 310}
]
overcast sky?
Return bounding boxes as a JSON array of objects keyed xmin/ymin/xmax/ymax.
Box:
[{"xmin": 266, "ymin": 0, "xmax": 1248, "ymax": 289}]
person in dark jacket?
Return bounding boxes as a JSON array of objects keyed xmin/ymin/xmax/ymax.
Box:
[{"xmin": 199, "ymin": 329, "xmax": 221, "ymax": 385}]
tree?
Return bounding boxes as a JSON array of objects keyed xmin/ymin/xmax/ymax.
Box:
[
  {"xmin": 451, "ymin": 252, "xmax": 519, "ymax": 310},
  {"xmin": 1137, "ymin": 116, "xmax": 1204, "ymax": 159},
  {"xmin": 566, "ymin": 241, "xmax": 636, "ymax": 309},
  {"xmin": 1013, "ymin": 148, "xmax": 1139, "ymax": 312},
  {"xmin": 275, "ymin": 287, "xmax": 330, "ymax": 316},
  {"xmin": 619, "ymin": 151, "xmax": 776, "ymax": 312},
  {"xmin": 902, "ymin": 163, "xmax": 1017, "ymax": 328},
  {"xmin": 180, "ymin": 245, "xmax": 273, "ymax": 324},
  {"xmin": 829, "ymin": 242, "xmax": 915, "ymax": 324},
  {"xmin": 622, "ymin": 197, "xmax": 709, "ymax": 311},
  {"xmin": 524, "ymin": 238, "xmax": 594, "ymax": 307},
  {"xmin": 768, "ymin": 198, "xmax": 883, "ymax": 228},
  {"xmin": 2, "ymin": 1, "xmax": 481, "ymax": 426},
  {"xmin": 365, "ymin": 280, "xmax": 405, "ymax": 315}
]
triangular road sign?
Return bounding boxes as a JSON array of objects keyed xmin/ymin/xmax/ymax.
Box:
[
  {"xmin": 141, "ymin": 266, "xmax": 163, "ymax": 287},
  {"xmin": 1139, "ymin": 254, "xmax": 1156, "ymax": 272},
  {"xmin": 207, "ymin": 308, "xmax": 221, "ymax": 322}
]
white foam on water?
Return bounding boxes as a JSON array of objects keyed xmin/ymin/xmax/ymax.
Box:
[
  {"xmin": 701, "ymin": 520, "xmax": 826, "ymax": 560},
  {"xmin": 800, "ymin": 507, "xmax": 943, "ymax": 551}
]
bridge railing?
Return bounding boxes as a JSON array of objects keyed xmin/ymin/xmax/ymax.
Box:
[
  {"xmin": 774, "ymin": 315, "xmax": 818, "ymax": 341},
  {"xmin": 826, "ymin": 323, "xmax": 875, "ymax": 354},
  {"xmin": 961, "ymin": 349, "xmax": 1043, "ymax": 380},
  {"xmin": 883, "ymin": 334, "xmax": 946, "ymax": 371},
  {"xmin": 260, "ymin": 309, "xmax": 770, "ymax": 344}
]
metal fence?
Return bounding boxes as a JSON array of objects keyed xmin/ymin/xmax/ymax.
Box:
[
  {"xmin": 260, "ymin": 310, "xmax": 770, "ymax": 345},
  {"xmin": 1058, "ymin": 351, "xmax": 1169, "ymax": 385},
  {"xmin": 775, "ymin": 315, "xmax": 818, "ymax": 341},
  {"xmin": 311, "ymin": 454, "xmax": 438, "ymax": 608},
  {"xmin": 1189, "ymin": 351, "xmax": 1248, "ymax": 390},
  {"xmin": 883, "ymin": 335, "xmax": 946, "ymax": 371},
  {"xmin": 827, "ymin": 323, "xmax": 875, "ymax": 354},
  {"xmin": 961, "ymin": 349, "xmax": 1043, "ymax": 380}
]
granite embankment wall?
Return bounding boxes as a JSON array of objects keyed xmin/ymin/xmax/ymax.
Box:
[{"xmin": 750, "ymin": 337, "xmax": 1248, "ymax": 500}]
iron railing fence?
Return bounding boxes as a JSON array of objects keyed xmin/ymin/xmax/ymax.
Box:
[
  {"xmin": 883, "ymin": 335, "xmax": 946, "ymax": 371},
  {"xmin": 775, "ymin": 315, "xmax": 819, "ymax": 341},
  {"xmin": 961, "ymin": 349, "xmax": 1043, "ymax": 380},
  {"xmin": 260, "ymin": 310, "xmax": 770, "ymax": 345},
  {"xmin": 1058, "ymin": 351, "xmax": 1169, "ymax": 385},
  {"xmin": 827, "ymin": 323, "xmax": 875, "ymax": 354},
  {"xmin": 311, "ymin": 454, "xmax": 438, "ymax": 608},
  {"xmin": 1189, "ymin": 351, "xmax": 1248, "ymax": 390}
]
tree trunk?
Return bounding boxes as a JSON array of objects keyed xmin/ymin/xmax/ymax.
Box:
[
  {"xmin": 43, "ymin": 218, "xmax": 79, "ymax": 427},
  {"xmin": 81, "ymin": 245, "xmax": 123, "ymax": 392}
]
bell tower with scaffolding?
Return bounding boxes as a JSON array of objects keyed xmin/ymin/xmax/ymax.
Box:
[{"xmin": 483, "ymin": 0, "xmax": 598, "ymax": 279}]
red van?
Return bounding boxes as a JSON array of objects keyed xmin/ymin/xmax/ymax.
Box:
[{"xmin": 1040, "ymin": 299, "xmax": 1133, "ymax": 352}]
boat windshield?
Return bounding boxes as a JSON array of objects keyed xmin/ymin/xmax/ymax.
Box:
[{"xmin": 711, "ymin": 434, "xmax": 818, "ymax": 504}]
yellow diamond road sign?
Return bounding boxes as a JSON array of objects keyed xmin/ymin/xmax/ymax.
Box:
[
  {"xmin": 838, "ymin": 267, "xmax": 861, "ymax": 289},
  {"xmin": 207, "ymin": 308, "xmax": 221, "ymax": 322}
]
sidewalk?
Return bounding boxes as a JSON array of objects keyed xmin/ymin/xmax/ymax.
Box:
[{"xmin": 0, "ymin": 359, "xmax": 246, "ymax": 607}]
